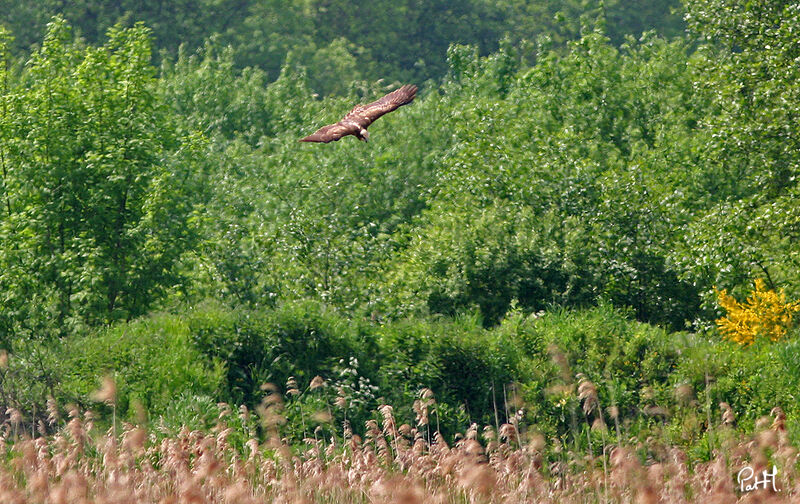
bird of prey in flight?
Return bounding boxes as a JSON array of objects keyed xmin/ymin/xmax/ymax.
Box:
[{"xmin": 299, "ymin": 84, "xmax": 417, "ymax": 143}]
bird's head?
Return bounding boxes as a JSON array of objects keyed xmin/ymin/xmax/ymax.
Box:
[{"xmin": 359, "ymin": 129, "xmax": 369, "ymax": 142}]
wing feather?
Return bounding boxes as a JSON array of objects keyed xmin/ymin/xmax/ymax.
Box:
[
  {"xmin": 346, "ymin": 84, "xmax": 417, "ymax": 127},
  {"xmin": 299, "ymin": 121, "xmax": 356, "ymax": 143}
]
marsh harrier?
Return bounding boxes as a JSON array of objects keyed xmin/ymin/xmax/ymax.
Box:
[{"xmin": 300, "ymin": 84, "xmax": 417, "ymax": 143}]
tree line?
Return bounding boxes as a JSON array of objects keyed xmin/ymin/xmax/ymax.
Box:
[
  {"xmin": 0, "ymin": 0, "xmax": 798, "ymax": 345},
  {"xmin": 0, "ymin": 0, "xmax": 684, "ymax": 93}
]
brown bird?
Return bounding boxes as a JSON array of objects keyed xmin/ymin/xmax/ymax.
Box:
[{"xmin": 300, "ymin": 84, "xmax": 417, "ymax": 143}]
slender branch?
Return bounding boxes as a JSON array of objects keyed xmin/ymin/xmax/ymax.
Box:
[{"xmin": 754, "ymin": 259, "xmax": 775, "ymax": 291}]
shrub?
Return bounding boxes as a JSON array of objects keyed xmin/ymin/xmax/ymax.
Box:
[
  {"xmin": 511, "ymin": 304, "xmax": 682, "ymax": 440},
  {"xmin": 375, "ymin": 313, "xmax": 522, "ymax": 437},
  {"xmin": 61, "ymin": 312, "xmax": 226, "ymax": 421},
  {"xmin": 715, "ymin": 279, "xmax": 800, "ymax": 346},
  {"xmin": 187, "ymin": 300, "xmax": 379, "ymax": 414}
]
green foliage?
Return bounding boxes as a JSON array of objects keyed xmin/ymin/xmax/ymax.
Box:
[
  {"xmin": 61, "ymin": 312, "xmax": 226, "ymax": 419},
  {"xmin": 675, "ymin": 330, "xmax": 800, "ymax": 428},
  {"xmin": 0, "ymin": 0, "xmax": 799, "ymax": 459},
  {"xmin": 384, "ymin": 201, "xmax": 596, "ymax": 325},
  {"xmin": 0, "ymin": 0, "xmax": 251, "ymax": 63},
  {"xmin": 498, "ymin": 0, "xmax": 685, "ymax": 49},
  {"xmin": 375, "ymin": 313, "xmax": 523, "ymax": 434},
  {"xmin": 672, "ymin": 0, "xmax": 800, "ymax": 310},
  {"xmin": 187, "ymin": 300, "xmax": 379, "ymax": 410},
  {"xmin": 159, "ymin": 393, "xmax": 228, "ymax": 433},
  {"xmin": 0, "ymin": 0, "xmax": 686, "ymax": 93},
  {"xmin": 0, "ymin": 19, "xmax": 201, "ymax": 341},
  {"xmin": 159, "ymin": 41, "xmax": 276, "ymax": 147},
  {"xmin": 381, "ymin": 30, "xmax": 703, "ymax": 329},
  {"xmin": 508, "ymin": 305, "xmax": 682, "ymax": 438},
  {"xmin": 0, "ymin": 311, "xmax": 225, "ymax": 425},
  {"xmin": 0, "ymin": 336, "xmax": 66, "ymax": 423},
  {"xmin": 4, "ymin": 298, "xmax": 799, "ymax": 452}
]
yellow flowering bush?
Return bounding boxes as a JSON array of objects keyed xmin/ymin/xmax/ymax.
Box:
[{"xmin": 715, "ymin": 279, "xmax": 800, "ymax": 346}]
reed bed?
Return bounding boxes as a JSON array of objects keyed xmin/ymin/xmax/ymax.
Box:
[{"xmin": 0, "ymin": 388, "xmax": 797, "ymax": 504}]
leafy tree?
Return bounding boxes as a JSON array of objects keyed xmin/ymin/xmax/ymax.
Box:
[
  {"xmin": 685, "ymin": 0, "xmax": 800, "ymax": 196},
  {"xmin": 1, "ymin": 0, "xmax": 688, "ymax": 94},
  {"xmin": 159, "ymin": 40, "xmax": 276, "ymax": 146},
  {"xmin": 383, "ymin": 29, "xmax": 705, "ymax": 329},
  {"xmin": 0, "ymin": 0, "xmax": 250, "ymax": 61},
  {"xmin": 499, "ymin": 0, "xmax": 685, "ymax": 50},
  {"xmin": 674, "ymin": 0, "xmax": 800, "ymax": 309},
  {"xmin": 0, "ymin": 18, "xmax": 201, "ymax": 341},
  {"xmin": 390, "ymin": 202, "xmax": 600, "ymax": 326}
]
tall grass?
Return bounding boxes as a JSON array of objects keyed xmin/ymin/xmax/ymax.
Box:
[{"xmin": 0, "ymin": 386, "xmax": 796, "ymax": 503}]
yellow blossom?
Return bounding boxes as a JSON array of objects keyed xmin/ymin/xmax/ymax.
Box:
[{"xmin": 715, "ymin": 279, "xmax": 800, "ymax": 346}]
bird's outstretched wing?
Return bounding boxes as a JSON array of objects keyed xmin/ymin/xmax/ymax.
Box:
[
  {"xmin": 347, "ymin": 84, "xmax": 417, "ymax": 128},
  {"xmin": 299, "ymin": 121, "xmax": 357, "ymax": 143},
  {"xmin": 299, "ymin": 84, "xmax": 417, "ymax": 143}
]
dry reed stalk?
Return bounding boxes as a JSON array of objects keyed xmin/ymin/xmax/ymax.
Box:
[{"xmin": 2, "ymin": 396, "xmax": 800, "ymax": 503}]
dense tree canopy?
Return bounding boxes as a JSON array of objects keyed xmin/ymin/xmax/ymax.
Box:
[
  {"xmin": 0, "ymin": 1, "xmax": 796, "ymax": 339},
  {"xmin": 0, "ymin": 0, "xmax": 684, "ymax": 93}
]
